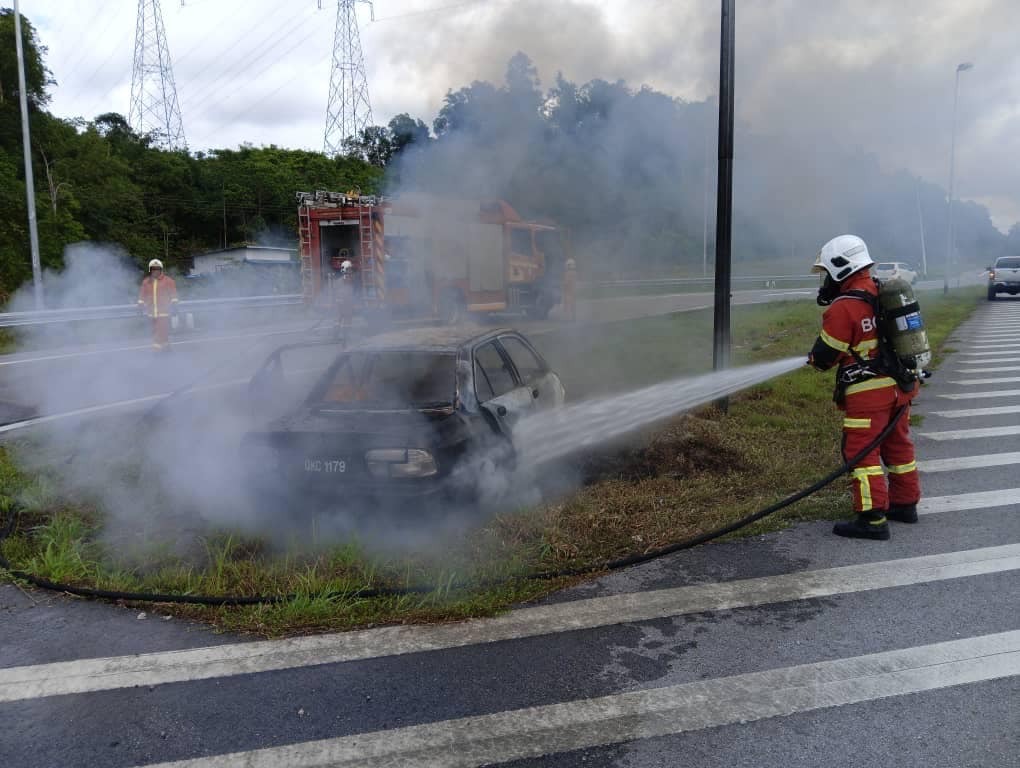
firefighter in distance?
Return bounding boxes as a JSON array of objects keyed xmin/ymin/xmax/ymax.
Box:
[
  {"xmin": 808, "ymin": 235, "xmax": 921, "ymax": 540},
  {"xmin": 137, "ymin": 259, "xmax": 179, "ymax": 351}
]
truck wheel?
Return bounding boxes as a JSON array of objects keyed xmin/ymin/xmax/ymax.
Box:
[
  {"xmin": 439, "ymin": 290, "xmax": 466, "ymax": 325},
  {"xmin": 527, "ymin": 293, "xmax": 553, "ymax": 320}
]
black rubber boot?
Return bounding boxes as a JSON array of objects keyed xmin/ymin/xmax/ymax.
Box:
[
  {"xmin": 886, "ymin": 503, "xmax": 919, "ymax": 524},
  {"xmin": 833, "ymin": 513, "xmax": 890, "ymax": 540}
]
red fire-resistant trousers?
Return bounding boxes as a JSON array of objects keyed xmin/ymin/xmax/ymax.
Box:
[
  {"xmin": 151, "ymin": 316, "xmax": 170, "ymax": 350},
  {"xmin": 841, "ymin": 387, "xmax": 921, "ymax": 514}
]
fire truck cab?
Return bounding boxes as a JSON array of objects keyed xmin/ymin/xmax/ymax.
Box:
[{"xmin": 297, "ymin": 190, "xmax": 570, "ymax": 324}]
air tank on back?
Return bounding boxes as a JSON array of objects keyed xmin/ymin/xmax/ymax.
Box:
[{"xmin": 878, "ymin": 278, "xmax": 931, "ymax": 374}]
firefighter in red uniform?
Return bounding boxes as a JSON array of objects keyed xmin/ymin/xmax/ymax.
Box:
[
  {"xmin": 137, "ymin": 259, "xmax": 178, "ymax": 351},
  {"xmin": 808, "ymin": 235, "xmax": 921, "ymax": 540},
  {"xmin": 333, "ymin": 258, "xmax": 356, "ymax": 343}
]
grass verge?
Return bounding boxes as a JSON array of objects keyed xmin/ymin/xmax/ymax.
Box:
[{"xmin": 0, "ymin": 287, "xmax": 982, "ymax": 635}]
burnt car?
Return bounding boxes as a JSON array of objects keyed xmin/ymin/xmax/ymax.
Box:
[{"xmin": 241, "ymin": 327, "xmax": 564, "ymax": 502}]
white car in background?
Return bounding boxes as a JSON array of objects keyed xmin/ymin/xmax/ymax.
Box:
[{"xmin": 873, "ymin": 262, "xmax": 918, "ymax": 285}]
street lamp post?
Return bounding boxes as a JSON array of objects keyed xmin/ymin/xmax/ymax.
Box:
[
  {"xmin": 944, "ymin": 61, "xmax": 973, "ymax": 295},
  {"xmin": 13, "ymin": 0, "xmax": 44, "ymax": 309}
]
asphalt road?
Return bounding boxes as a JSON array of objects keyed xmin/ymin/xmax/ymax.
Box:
[
  {"xmin": 0, "ymin": 286, "xmax": 813, "ymax": 432},
  {"xmin": 2, "ymin": 292, "xmax": 1017, "ymax": 767}
]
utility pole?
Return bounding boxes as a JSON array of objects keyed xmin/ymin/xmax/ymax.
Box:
[
  {"xmin": 916, "ymin": 181, "xmax": 928, "ymax": 276},
  {"xmin": 702, "ymin": 100, "xmax": 711, "ymax": 278},
  {"xmin": 944, "ymin": 61, "xmax": 972, "ymax": 294},
  {"xmin": 713, "ymin": 0, "xmax": 735, "ymax": 412},
  {"xmin": 13, "ymin": 0, "xmax": 44, "ymax": 309},
  {"xmin": 322, "ymin": 0, "xmax": 374, "ymax": 157},
  {"xmin": 129, "ymin": 0, "xmax": 187, "ymax": 150}
]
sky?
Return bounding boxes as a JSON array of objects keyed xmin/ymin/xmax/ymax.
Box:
[{"xmin": 21, "ymin": 0, "xmax": 1020, "ymax": 232}]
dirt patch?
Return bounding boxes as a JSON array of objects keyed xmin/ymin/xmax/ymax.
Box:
[{"xmin": 574, "ymin": 413, "xmax": 746, "ymax": 484}]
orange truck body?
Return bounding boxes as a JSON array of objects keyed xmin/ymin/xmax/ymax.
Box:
[{"xmin": 297, "ymin": 191, "xmax": 569, "ymax": 322}]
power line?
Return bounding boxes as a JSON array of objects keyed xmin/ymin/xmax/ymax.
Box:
[
  {"xmin": 170, "ymin": 0, "xmax": 246, "ymax": 64},
  {"xmin": 178, "ymin": 4, "xmax": 319, "ymax": 115},
  {"xmin": 371, "ymin": 0, "xmax": 498, "ymax": 23},
  {"xmin": 190, "ymin": 45, "xmax": 334, "ymax": 149}
]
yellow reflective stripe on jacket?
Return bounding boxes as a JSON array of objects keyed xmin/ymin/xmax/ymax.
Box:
[
  {"xmin": 851, "ymin": 465, "xmax": 884, "ymax": 511},
  {"xmin": 843, "ymin": 417, "xmax": 872, "ymax": 429},
  {"xmin": 887, "ymin": 461, "xmax": 917, "ymax": 475},
  {"xmin": 852, "ymin": 338, "xmax": 879, "ymax": 354},
  {"xmin": 845, "ymin": 376, "xmax": 897, "ymax": 396},
  {"xmin": 820, "ymin": 328, "xmax": 850, "ymax": 352}
]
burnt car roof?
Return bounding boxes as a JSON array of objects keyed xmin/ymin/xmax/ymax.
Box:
[{"xmin": 348, "ymin": 325, "xmax": 518, "ymax": 353}]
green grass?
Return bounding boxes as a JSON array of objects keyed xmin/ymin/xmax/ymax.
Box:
[{"xmin": 0, "ymin": 286, "xmax": 983, "ymax": 635}]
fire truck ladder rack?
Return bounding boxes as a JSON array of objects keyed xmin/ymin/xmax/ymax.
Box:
[
  {"xmin": 298, "ymin": 205, "xmax": 314, "ymax": 302},
  {"xmin": 358, "ymin": 207, "xmax": 383, "ymax": 305}
]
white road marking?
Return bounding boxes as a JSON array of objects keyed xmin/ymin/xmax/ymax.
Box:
[
  {"xmin": 938, "ymin": 389, "xmax": 1020, "ymax": 400},
  {"xmin": 920, "ymin": 425, "xmax": 1020, "ymax": 440},
  {"xmin": 138, "ymin": 632, "xmax": 1020, "ymax": 768},
  {"xmin": 3, "ymin": 544, "xmax": 1019, "ymax": 704},
  {"xmin": 962, "ymin": 343, "xmax": 1020, "ymax": 350},
  {"xmin": 0, "ymin": 365, "xmax": 329, "ymax": 436},
  {"xmin": 0, "ymin": 379, "xmax": 247, "ymax": 435},
  {"xmin": 919, "ymin": 452, "xmax": 1020, "ymax": 472},
  {"xmin": 919, "ymin": 489, "xmax": 1019, "ymax": 515},
  {"xmin": 0, "ymin": 325, "xmax": 312, "ymax": 368},
  {"xmin": 948, "ymin": 376, "xmax": 1020, "ymax": 385},
  {"xmin": 959, "ymin": 351, "xmax": 1020, "ymax": 356},
  {"xmin": 948, "ymin": 358, "xmax": 1018, "ymax": 365},
  {"xmin": 930, "ymin": 405, "xmax": 1020, "ymax": 418},
  {"xmin": 956, "ymin": 366, "xmax": 1020, "ymax": 373}
]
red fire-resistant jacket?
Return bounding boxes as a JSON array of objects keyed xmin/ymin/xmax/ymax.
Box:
[
  {"xmin": 138, "ymin": 274, "xmax": 179, "ymax": 318},
  {"xmin": 808, "ymin": 270, "xmax": 911, "ymax": 412}
]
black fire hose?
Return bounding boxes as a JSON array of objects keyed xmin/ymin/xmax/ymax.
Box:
[{"xmin": 0, "ymin": 406, "xmax": 909, "ymax": 606}]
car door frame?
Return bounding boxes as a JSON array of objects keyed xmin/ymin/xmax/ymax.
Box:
[
  {"xmin": 472, "ymin": 337, "xmax": 537, "ymax": 440},
  {"xmin": 494, "ymin": 332, "xmax": 565, "ymax": 409}
]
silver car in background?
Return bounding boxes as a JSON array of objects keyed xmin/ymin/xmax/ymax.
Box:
[{"xmin": 873, "ymin": 262, "xmax": 918, "ymax": 284}]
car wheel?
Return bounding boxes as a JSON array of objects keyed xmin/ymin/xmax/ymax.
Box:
[
  {"xmin": 988, "ymin": 288, "xmax": 997, "ymax": 301},
  {"xmin": 439, "ymin": 290, "xmax": 466, "ymax": 325}
]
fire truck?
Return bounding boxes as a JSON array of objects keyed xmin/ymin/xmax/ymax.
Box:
[{"xmin": 296, "ymin": 190, "xmax": 570, "ymax": 323}]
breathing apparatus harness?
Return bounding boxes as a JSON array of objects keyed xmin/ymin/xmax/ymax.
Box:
[{"xmin": 817, "ymin": 277, "xmax": 931, "ymax": 405}]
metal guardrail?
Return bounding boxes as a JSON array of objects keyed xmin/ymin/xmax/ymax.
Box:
[
  {"xmin": 592, "ymin": 274, "xmax": 817, "ymax": 288},
  {"xmin": 0, "ymin": 294, "xmax": 304, "ymax": 328}
]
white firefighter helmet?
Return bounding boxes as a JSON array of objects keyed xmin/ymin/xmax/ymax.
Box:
[
  {"xmin": 148, "ymin": 259, "xmax": 164, "ymax": 272},
  {"xmin": 565, "ymin": 258, "xmax": 576, "ymax": 270},
  {"xmin": 340, "ymin": 259, "xmax": 353, "ymax": 274},
  {"xmin": 812, "ymin": 235, "xmax": 873, "ymax": 282}
]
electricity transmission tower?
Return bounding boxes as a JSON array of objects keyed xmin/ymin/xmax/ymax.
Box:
[
  {"xmin": 323, "ymin": 0, "xmax": 374, "ymax": 156},
  {"xmin": 129, "ymin": 0, "xmax": 187, "ymax": 150}
]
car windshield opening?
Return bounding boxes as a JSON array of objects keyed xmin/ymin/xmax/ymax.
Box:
[
  {"xmin": 997, "ymin": 258, "xmax": 1020, "ymax": 269},
  {"xmin": 315, "ymin": 351, "xmax": 455, "ymax": 409}
]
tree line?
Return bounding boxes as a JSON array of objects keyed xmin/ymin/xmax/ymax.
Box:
[
  {"xmin": 2, "ymin": 10, "xmax": 1017, "ymax": 301},
  {"xmin": 0, "ymin": 10, "xmax": 382, "ymax": 299}
]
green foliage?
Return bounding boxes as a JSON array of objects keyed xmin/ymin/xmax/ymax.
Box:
[{"xmin": 0, "ymin": 12, "xmax": 384, "ymax": 299}]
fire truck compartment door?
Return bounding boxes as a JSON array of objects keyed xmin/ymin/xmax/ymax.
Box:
[{"xmin": 466, "ymin": 222, "xmax": 504, "ymax": 292}]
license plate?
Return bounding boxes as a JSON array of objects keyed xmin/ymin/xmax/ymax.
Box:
[{"xmin": 304, "ymin": 458, "xmax": 348, "ymax": 474}]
